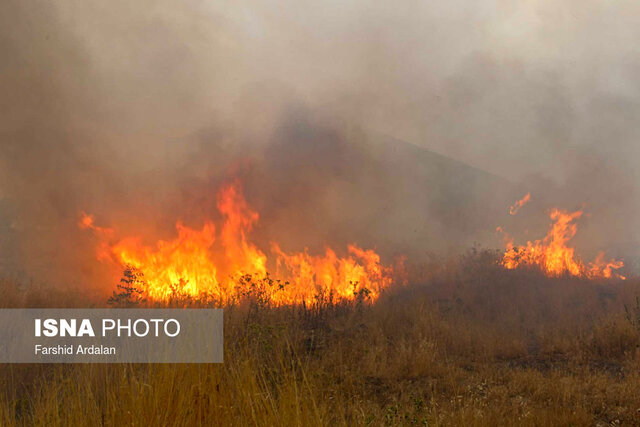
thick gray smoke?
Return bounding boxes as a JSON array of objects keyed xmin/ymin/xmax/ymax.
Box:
[{"xmin": 1, "ymin": 0, "xmax": 639, "ymax": 289}]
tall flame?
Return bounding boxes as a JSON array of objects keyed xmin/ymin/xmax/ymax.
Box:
[
  {"xmin": 81, "ymin": 181, "xmax": 399, "ymax": 303},
  {"xmin": 500, "ymin": 208, "xmax": 624, "ymax": 279}
]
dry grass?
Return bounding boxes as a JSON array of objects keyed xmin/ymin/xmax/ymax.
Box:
[{"xmin": 0, "ymin": 249, "xmax": 639, "ymax": 426}]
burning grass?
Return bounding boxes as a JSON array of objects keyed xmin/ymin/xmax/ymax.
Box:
[
  {"xmin": 80, "ymin": 180, "xmax": 401, "ymax": 305},
  {"xmin": 0, "ymin": 249, "xmax": 639, "ymax": 425},
  {"xmin": 499, "ymin": 196, "xmax": 625, "ymax": 280}
]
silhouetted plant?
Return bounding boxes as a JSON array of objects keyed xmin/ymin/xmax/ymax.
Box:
[
  {"xmin": 352, "ymin": 281, "xmax": 371, "ymax": 305},
  {"xmin": 108, "ymin": 265, "xmax": 147, "ymax": 307},
  {"xmin": 237, "ymin": 273, "xmax": 288, "ymax": 308}
]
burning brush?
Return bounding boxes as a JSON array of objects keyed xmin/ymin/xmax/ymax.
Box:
[
  {"xmin": 498, "ymin": 195, "xmax": 625, "ymax": 279},
  {"xmin": 80, "ymin": 180, "xmax": 401, "ymax": 304}
]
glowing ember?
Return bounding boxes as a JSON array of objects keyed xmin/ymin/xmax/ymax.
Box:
[
  {"xmin": 81, "ymin": 180, "xmax": 399, "ymax": 303},
  {"xmin": 509, "ymin": 193, "xmax": 531, "ymax": 215},
  {"xmin": 499, "ymin": 208, "xmax": 625, "ymax": 279}
]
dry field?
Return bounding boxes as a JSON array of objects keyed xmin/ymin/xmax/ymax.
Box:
[{"xmin": 1, "ymin": 248, "xmax": 639, "ymax": 426}]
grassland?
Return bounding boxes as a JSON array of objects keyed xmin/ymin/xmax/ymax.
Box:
[{"xmin": 0, "ymin": 248, "xmax": 639, "ymax": 426}]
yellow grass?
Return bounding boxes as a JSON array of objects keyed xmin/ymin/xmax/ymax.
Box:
[{"xmin": 0, "ymin": 249, "xmax": 639, "ymax": 426}]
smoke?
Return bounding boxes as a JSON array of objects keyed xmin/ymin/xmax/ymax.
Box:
[{"xmin": 1, "ymin": 0, "xmax": 639, "ymax": 288}]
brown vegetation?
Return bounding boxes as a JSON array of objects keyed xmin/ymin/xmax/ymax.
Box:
[{"xmin": 0, "ymin": 249, "xmax": 639, "ymax": 426}]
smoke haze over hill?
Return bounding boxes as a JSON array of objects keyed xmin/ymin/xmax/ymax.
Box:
[{"xmin": 1, "ymin": 0, "xmax": 639, "ymax": 287}]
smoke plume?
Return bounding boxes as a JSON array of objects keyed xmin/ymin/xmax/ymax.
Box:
[{"xmin": 1, "ymin": 0, "xmax": 639, "ymax": 289}]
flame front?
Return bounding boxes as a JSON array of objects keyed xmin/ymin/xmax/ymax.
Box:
[
  {"xmin": 81, "ymin": 181, "xmax": 399, "ymax": 303},
  {"xmin": 500, "ymin": 208, "xmax": 624, "ymax": 279},
  {"xmin": 271, "ymin": 243, "xmax": 393, "ymax": 303}
]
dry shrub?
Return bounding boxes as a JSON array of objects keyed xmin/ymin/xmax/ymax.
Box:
[{"xmin": 0, "ymin": 249, "xmax": 638, "ymax": 425}]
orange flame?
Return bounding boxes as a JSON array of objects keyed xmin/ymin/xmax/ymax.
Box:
[
  {"xmin": 81, "ymin": 181, "xmax": 400, "ymax": 303},
  {"xmin": 500, "ymin": 208, "xmax": 624, "ymax": 279},
  {"xmin": 271, "ymin": 243, "xmax": 393, "ymax": 303},
  {"xmin": 509, "ymin": 193, "xmax": 531, "ymax": 215},
  {"xmin": 79, "ymin": 212, "xmax": 114, "ymax": 261}
]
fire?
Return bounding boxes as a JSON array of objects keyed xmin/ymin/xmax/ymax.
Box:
[
  {"xmin": 79, "ymin": 212, "xmax": 114, "ymax": 261},
  {"xmin": 271, "ymin": 243, "xmax": 393, "ymax": 303},
  {"xmin": 500, "ymin": 208, "xmax": 624, "ymax": 279},
  {"xmin": 81, "ymin": 180, "xmax": 399, "ymax": 303},
  {"xmin": 509, "ymin": 193, "xmax": 531, "ymax": 215}
]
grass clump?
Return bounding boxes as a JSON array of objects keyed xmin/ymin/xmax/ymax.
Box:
[{"xmin": 0, "ymin": 248, "xmax": 639, "ymax": 426}]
